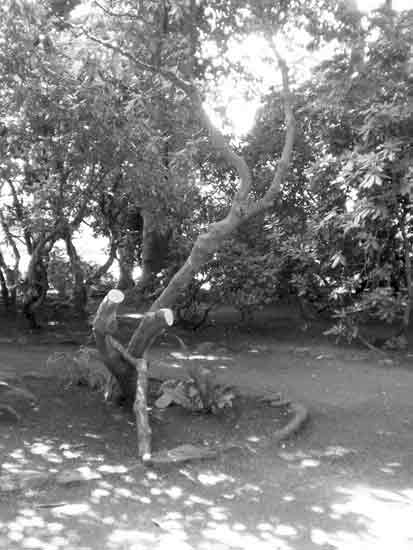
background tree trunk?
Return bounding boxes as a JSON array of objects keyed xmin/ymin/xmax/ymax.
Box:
[
  {"xmin": 23, "ymin": 248, "xmax": 50, "ymax": 328},
  {"xmin": 65, "ymin": 234, "xmax": 88, "ymax": 317},
  {"xmin": 137, "ymin": 211, "xmax": 171, "ymax": 293},
  {"xmin": 0, "ymin": 213, "xmax": 21, "ymax": 312},
  {"xmin": 400, "ymin": 206, "xmax": 412, "ymax": 336},
  {"xmin": 0, "ymin": 253, "xmax": 19, "ymax": 311},
  {"xmin": 117, "ymin": 234, "xmax": 137, "ymax": 290}
]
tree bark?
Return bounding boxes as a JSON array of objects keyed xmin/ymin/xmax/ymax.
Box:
[
  {"xmin": 93, "ymin": 289, "xmax": 173, "ymax": 458},
  {"xmin": 22, "ymin": 238, "xmax": 55, "ymax": 328},
  {"xmin": 65, "ymin": 234, "xmax": 88, "ymax": 316},
  {"xmin": 136, "ymin": 210, "xmax": 171, "ymax": 294},
  {"xmin": 400, "ymin": 208, "xmax": 412, "ymax": 336},
  {"xmin": 117, "ymin": 236, "xmax": 136, "ymax": 290},
  {"xmin": 0, "ymin": 252, "xmax": 18, "ymax": 310},
  {"xmin": 0, "ymin": 266, "xmax": 9, "ymax": 308},
  {"xmin": 0, "ymin": 213, "xmax": 21, "ymax": 311},
  {"xmin": 86, "ymin": 236, "xmax": 117, "ymax": 290}
]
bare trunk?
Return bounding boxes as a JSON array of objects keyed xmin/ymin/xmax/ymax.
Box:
[
  {"xmin": 65, "ymin": 234, "xmax": 88, "ymax": 317},
  {"xmin": 23, "ymin": 251, "xmax": 50, "ymax": 328},
  {"xmin": 135, "ymin": 8, "xmax": 172, "ymax": 295},
  {"xmin": 86, "ymin": 237, "xmax": 117, "ymax": 290},
  {"xmin": 137, "ymin": 211, "xmax": 171, "ymax": 293},
  {"xmin": 0, "ymin": 215, "xmax": 21, "ymax": 311},
  {"xmin": 139, "ymin": 211, "xmax": 155, "ymax": 290},
  {"xmin": 22, "ymin": 231, "xmax": 60, "ymax": 328},
  {"xmin": 400, "ymin": 210, "xmax": 412, "ymax": 335},
  {"xmin": 0, "ymin": 267, "xmax": 9, "ymax": 307},
  {"xmin": 0, "ymin": 253, "xmax": 19, "ymax": 311},
  {"xmin": 117, "ymin": 235, "xmax": 136, "ymax": 290}
]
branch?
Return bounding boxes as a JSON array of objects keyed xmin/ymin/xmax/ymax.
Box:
[
  {"xmin": 94, "ymin": 0, "xmax": 145, "ymax": 21},
  {"xmin": 84, "ymin": 23, "xmax": 296, "ymax": 320},
  {"xmin": 7, "ymin": 179, "xmax": 33, "ymax": 254},
  {"xmin": 105, "ymin": 334, "xmax": 153, "ymax": 459},
  {"xmin": 127, "ymin": 308, "xmax": 174, "ymax": 357},
  {"xmin": 0, "ymin": 211, "xmax": 21, "ymax": 271},
  {"xmin": 247, "ymin": 41, "xmax": 296, "ymax": 215},
  {"xmin": 69, "ymin": 23, "xmax": 253, "ymax": 205},
  {"xmin": 86, "ymin": 235, "xmax": 117, "ymax": 286},
  {"xmin": 128, "ymin": 42, "xmax": 294, "ymax": 316},
  {"xmin": 70, "ymin": 164, "xmax": 105, "ymax": 229},
  {"xmin": 74, "ymin": 23, "xmax": 295, "ymax": 219},
  {"xmin": 105, "ymin": 335, "xmax": 147, "ymax": 374},
  {"xmin": 68, "ymin": 22, "xmax": 192, "ymax": 91},
  {"xmin": 194, "ymin": 89, "xmax": 252, "ymax": 205},
  {"xmin": 93, "ymin": 288, "xmax": 124, "ymax": 337}
]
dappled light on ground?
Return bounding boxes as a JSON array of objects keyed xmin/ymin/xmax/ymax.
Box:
[
  {"xmin": 311, "ymin": 484, "xmax": 413, "ymax": 550},
  {"xmin": 1, "ymin": 415, "xmax": 412, "ymax": 549},
  {"xmin": 2, "ymin": 415, "xmax": 413, "ymax": 550},
  {"xmin": 2, "ymin": 336, "xmax": 413, "ymax": 549},
  {"xmin": 2, "ymin": 456, "xmax": 413, "ymax": 550}
]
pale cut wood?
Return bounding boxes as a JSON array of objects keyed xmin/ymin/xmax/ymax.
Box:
[
  {"xmin": 93, "ymin": 292, "xmax": 174, "ymax": 459},
  {"xmin": 134, "ymin": 358, "xmax": 151, "ymax": 460}
]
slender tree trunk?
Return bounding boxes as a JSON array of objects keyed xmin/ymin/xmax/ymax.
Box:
[
  {"xmin": 134, "ymin": 2, "xmax": 172, "ymax": 296},
  {"xmin": 400, "ymin": 209, "xmax": 412, "ymax": 336},
  {"xmin": 0, "ymin": 267, "xmax": 9, "ymax": 308},
  {"xmin": 138, "ymin": 211, "xmax": 157, "ymax": 291},
  {"xmin": 23, "ymin": 249, "xmax": 50, "ymax": 328},
  {"xmin": 137, "ymin": 211, "xmax": 170, "ymax": 294},
  {"xmin": 65, "ymin": 234, "xmax": 88, "ymax": 317},
  {"xmin": 0, "ymin": 252, "xmax": 19, "ymax": 310},
  {"xmin": 0, "ymin": 216, "xmax": 21, "ymax": 311},
  {"xmin": 117, "ymin": 234, "xmax": 136, "ymax": 290},
  {"xmin": 86, "ymin": 236, "xmax": 117, "ymax": 292}
]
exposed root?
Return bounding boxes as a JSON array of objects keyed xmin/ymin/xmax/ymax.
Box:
[{"xmin": 273, "ymin": 402, "xmax": 309, "ymax": 442}]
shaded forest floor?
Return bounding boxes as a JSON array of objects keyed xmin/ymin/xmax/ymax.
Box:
[{"xmin": 1, "ymin": 305, "xmax": 413, "ymax": 549}]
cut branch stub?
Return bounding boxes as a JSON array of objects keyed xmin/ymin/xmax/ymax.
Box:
[
  {"xmin": 93, "ymin": 289, "xmax": 124, "ymax": 336},
  {"xmin": 128, "ymin": 308, "xmax": 174, "ymax": 358},
  {"xmin": 93, "ymin": 289, "xmax": 137, "ymax": 401},
  {"xmin": 93, "ymin": 291, "xmax": 173, "ymax": 402},
  {"xmin": 92, "ymin": 291, "xmax": 173, "ymax": 460}
]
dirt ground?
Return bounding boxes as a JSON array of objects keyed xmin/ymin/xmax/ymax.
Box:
[{"xmin": 1, "ymin": 311, "xmax": 413, "ymax": 550}]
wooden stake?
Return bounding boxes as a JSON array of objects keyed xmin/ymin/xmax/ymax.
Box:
[{"xmin": 134, "ymin": 358, "xmax": 151, "ymax": 460}]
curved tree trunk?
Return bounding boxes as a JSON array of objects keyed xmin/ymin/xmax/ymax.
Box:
[
  {"xmin": 86, "ymin": 236, "xmax": 118, "ymax": 292},
  {"xmin": 22, "ymin": 230, "xmax": 61, "ymax": 328},
  {"xmin": 93, "ymin": 39, "xmax": 295, "ymax": 388},
  {"xmin": 89, "ymin": 26, "xmax": 295, "ymax": 460}
]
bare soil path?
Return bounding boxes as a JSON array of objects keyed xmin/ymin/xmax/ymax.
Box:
[{"xmin": 1, "ymin": 329, "xmax": 413, "ymax": 550}]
